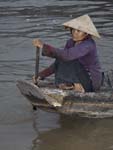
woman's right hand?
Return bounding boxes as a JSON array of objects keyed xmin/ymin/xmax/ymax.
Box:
[{"xmin": 32, "ymin": 39, "xmax": 44, "ymax": 48}]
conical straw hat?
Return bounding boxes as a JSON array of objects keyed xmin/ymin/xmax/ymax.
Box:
[{"xmin": 63, "ymin": 14, "xmax": 101, "ymax": 38}]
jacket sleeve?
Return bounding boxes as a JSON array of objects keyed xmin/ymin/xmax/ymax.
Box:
[
  {"xmin": 42, "ymin": 39, "xmax": 95, "ymax": 61},
  {"xmin": 38, "ymin": 63, "xmax": 55, "ymax": 79}
]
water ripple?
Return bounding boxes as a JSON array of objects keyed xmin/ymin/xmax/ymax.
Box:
[{"xmin": 0, "ymin": 1, "xmax": 113, "ymax": 38}]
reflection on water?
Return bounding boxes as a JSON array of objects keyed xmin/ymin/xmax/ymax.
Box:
[
  {"xmin": 32, "ymin": 115, "xmax": 113, "ymax": 150},
  {"xmin": 0, "ymin": 0, "xmax": 113, "ymax": 150}
]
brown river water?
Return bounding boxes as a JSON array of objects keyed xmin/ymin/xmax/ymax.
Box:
[{"xmin": 0, "ymin": 0, "xmax": 113, "ymax": 149}]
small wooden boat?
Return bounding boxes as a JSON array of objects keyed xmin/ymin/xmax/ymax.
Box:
[
  {"xmin": 17, "ymin": 70, "xmax": 113, "ymax": 118},
  {"xmin": 17, "ymin": 48, "xmax": 113, "ymax": 118}
]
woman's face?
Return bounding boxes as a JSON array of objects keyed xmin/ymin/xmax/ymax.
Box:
[{"xmin": 71, "ymin": 28, "xmax": 88, "ymax": 42}]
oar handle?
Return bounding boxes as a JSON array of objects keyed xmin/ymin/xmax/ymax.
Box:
[{"xmin": 35, "ymin": 47, "xmax": 40, "ymax": 84}]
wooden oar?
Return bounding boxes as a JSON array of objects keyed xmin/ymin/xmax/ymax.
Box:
[
  {"xmin": 32, "ymin": 47, "xmax": 40, "ymax": 110},
  {"xmin": 35, "ymin": 47, "xmax": 40, "ymax": 85},
  {"xmin": 34, "ymin": 47, "xmax": 61, "ymax": 108}
]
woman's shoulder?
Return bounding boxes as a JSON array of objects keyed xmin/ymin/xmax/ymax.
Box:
[
  {"xmin": 83, "ymin": 37, "xmax": 96, "ymax": 48},
  {"xmin": 66, "ymin": 38, "xmax": 75, "ymax": 45},
  {"xmin": 87, "ymin": 37, "xmax": 96, "ymax": 44},
  {"xmin": 66, "ymin": 38, "xmax": 74, "ymax": 43},
  {"xmin": 65, "ymin": 38, "xmax": 75, "ymax": 48},
  {"xmin": 65, "ymin": 37, "xmax": 96, "ymax": 49},
  {"xmin": 67, "ymin": 37, "xmax": 95, "ymax": 45}
]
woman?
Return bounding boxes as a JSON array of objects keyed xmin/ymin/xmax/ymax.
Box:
[{"xmin": 33, "ymin": 14, "xmax": 102, "ymax": 92}]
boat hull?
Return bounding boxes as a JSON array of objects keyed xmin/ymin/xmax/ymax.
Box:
[{"xmin": 17, "ymin": 80, "xmax": 113, "ymax": 118}]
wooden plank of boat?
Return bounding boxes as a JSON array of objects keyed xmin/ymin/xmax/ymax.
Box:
[{"xmin": 17, "ymin": 80, "xmax": 113, "ymax": 118}]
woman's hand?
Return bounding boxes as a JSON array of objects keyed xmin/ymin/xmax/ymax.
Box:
[
  {"xmin": 32, "ymin": 75, "xmax": 42, "ymax": 84},
  {"xmin": 32, "ymin": 39, "xmax": 44, "ymax": 48}
]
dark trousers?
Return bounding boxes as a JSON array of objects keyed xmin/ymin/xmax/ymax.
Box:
[{"xmin": 54, "ymin": 59, "xmax": 94, "ymax": 92}]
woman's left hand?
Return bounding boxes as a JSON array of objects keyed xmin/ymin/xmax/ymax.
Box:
[{"xmin": 32, "ymin": 39, "xmax": 44, "ymax": 48}]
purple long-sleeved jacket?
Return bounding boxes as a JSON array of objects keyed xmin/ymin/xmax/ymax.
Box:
[{"xmin": 42, "ymin": 37, "xmax": 102, "ymax": 90}]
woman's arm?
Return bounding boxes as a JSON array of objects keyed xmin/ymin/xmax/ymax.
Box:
[
  {"xmin": 42, "ymin": 39, "xmax": 95, "ymax": 61},
  {"xmin": 38, "ymin": 63, "xmax": 55, "ymax": 79}
]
